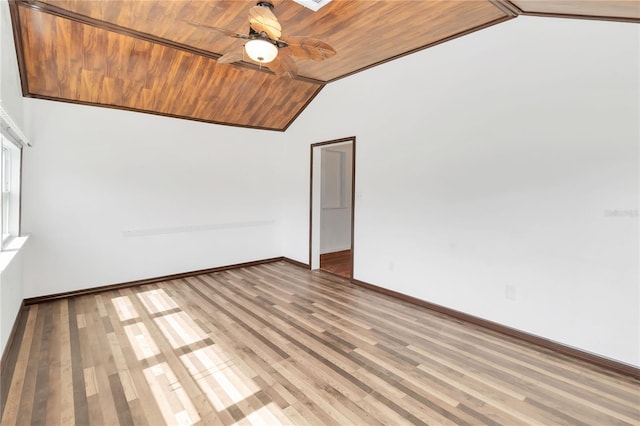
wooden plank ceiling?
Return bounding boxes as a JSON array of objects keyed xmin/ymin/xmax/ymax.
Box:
[{"xmin": 9, "ymin": 0, "xmax": 639, "ymax": 131}]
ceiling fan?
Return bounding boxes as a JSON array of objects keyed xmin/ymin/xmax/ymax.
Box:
[{"xmin": 185, "ymin": 1, "xmax": 336, "ymax": 79}]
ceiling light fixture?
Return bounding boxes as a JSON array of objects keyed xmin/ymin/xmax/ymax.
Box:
[{"xmin": 244, "ymin": 39, "xmax": 278, "ymax": 64}]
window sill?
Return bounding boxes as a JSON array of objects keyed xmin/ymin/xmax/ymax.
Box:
[{"xmin": 0, "ymin": 235, "xmax": 29, "ymax": 272}]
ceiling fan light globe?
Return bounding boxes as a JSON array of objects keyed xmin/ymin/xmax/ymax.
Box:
[{"xmin": 245, "ymin": 39, "xmax": 278, "ymax": 64}]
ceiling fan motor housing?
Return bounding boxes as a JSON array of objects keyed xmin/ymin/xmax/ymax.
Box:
[{"xmin": 256, "ymin": 1, "xmax": 275, "ymax": 11}]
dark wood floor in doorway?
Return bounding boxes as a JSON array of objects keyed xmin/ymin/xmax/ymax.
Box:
[
  {"xmin": 1, "ymin": 261, "xmax": 639, "ymax": 425},
  {"xmin": 320, "ymin": 249, "xmax": 351, "ymax": 278}
]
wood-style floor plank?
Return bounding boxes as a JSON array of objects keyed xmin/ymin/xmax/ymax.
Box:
[
  {"xmin": 1, "ymin": 306, "xmax": 38, "ymax": 426},
  {"xmin": 1, "ymin": 261, "xmax": 639, "ymax": 425}
]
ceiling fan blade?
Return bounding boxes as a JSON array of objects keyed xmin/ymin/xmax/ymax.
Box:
[
  {"xmin": 248, "ymin": 6, "xmax": 282, "ymax": 40},
  {"xmin": 182, "ymin": 19, "xmax": 250, "ymax": 39},
  {"xmin": 217, "ymin": 50, "xmax": 245, "ymax": 64},
  {"xmin": 268, "ymin": 53, "xmax": 298, "ymax": 79},
  {"xmin": 282, "ymin": 36, "xmax": 336, "ymax": 61}
]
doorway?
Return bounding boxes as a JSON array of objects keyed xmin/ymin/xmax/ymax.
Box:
[{"xmin": 309, "ymin": 137, "xmax": 355, "ymax": 279}]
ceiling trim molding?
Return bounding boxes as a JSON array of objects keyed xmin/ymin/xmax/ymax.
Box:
[
  {"xmin": 8, "ymin": 1, "xmax": 29, "ymax": 97},
  {"xmin": 517, "ymin": 10, "xmax": 640, "ymax": 24},
  {"xmin": 326, "ymin": 14, "xmax": 515, "ymax": 84},
  {"xmin": 12, "ymin": 0, "xmax": 327, "ymax": 86},
  {"xmin": 281, "ymin": 85, "xmax": 325, "ymax": 132},
  {"xmin": 488, "ymin": 0, "xmax": 523, "ymax": 17},
  {"xmin": 25, "ymin": 90, "xmax": 328, "ymax": 132}
]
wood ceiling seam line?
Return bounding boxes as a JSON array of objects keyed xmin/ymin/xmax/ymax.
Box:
[
  {"xmin": 488, "ymin": 0, "xmax": 523, "ymax": 17},
  {"xmin": 281, "ymin": 84, "xmax": 325, "ymax": 132}
]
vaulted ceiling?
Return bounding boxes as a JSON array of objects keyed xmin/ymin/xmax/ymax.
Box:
[{"xmin": 9, "ymin": 0, "xmax": 639, "ymax": 131}]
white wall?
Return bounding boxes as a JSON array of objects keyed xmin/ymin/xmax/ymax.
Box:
[
  {"xmin": 282, "ymin": 17, "xmax": 640, "ymax": 366},
  {"xmin": 22, "ymin": 100, "xmax": 285, "ymax": 298},
  {"xmin": 320, "ymin": 144, "xmax": 352, "ymax": 254},
  {"xmin": 0, "ymin": 0, "xmax": 26, "ymax": 357}
]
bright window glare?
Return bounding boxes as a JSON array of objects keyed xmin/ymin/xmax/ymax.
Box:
[
  {"xmin": 124, "ymin": 323, "xmax": 160, "ymax": 360},
  {"xmin": 181, "ymin": 345, "xmax": 259, "ymax": 411},
  {"xmin": 143, "ymin": 362, "xmax": 200, "ymax": 425},
  {"xmin": 111, "ymin": 296, "xmax": 139, "ymax": 321},
  {"xmin": 236, "ymin": 403, "xmax": 286, "ymax": 426},
  {"xmin": 154, "ymin": 312, "xmax": 208, "ymax": 349},
  {"xmin": 131, "ymin": 285, "xmax": 289, "ymax": 424},
  {"xmin": 137, "ymin": 289, "xmax": 179, "ymax": 314}
]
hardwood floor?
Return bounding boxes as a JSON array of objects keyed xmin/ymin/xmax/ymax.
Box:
[
  {"xmin": 320, "ymin": 250, "xmax": 351, "ymax": 278},
  {"xmin": 1, "ymin": 261, "xmax": 639, "ymax": 425}
]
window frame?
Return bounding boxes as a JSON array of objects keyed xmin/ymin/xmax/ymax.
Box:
[{"xmin": 1, "ymin": 134, "xmax": 22, "ymax": 248}]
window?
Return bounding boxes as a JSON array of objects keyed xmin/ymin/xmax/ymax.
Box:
[
  {"xmin": 1, "ymin": 135, "xmax": 21, "ymax": 245},
  {"xmin": 0, "ymin": 105, "xmax": 29, "ymax": 248}
]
